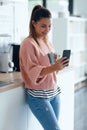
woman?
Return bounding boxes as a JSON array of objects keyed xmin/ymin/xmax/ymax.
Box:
[{"xmin": 19, "ymin": 5, "xmax": 68, "ymax": 130}]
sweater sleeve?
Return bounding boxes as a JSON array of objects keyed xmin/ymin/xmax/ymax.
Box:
[{"xmin": 21, "ymin": 41, "xmax": 47, "ymax": 85}]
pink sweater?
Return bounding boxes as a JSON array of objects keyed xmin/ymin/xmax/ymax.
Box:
[{"xmin": 19, "ymin": 36, "xmax": 57, "ymax": 90}]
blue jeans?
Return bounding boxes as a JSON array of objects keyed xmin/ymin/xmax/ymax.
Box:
[{"xmin": 27, "ymin": 93, "xmax": 60, "ymax": 130}]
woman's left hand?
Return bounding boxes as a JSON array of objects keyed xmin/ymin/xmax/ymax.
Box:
[{"xmin": 54, "ymin": 53, "xmax": 60, "ymax": 62}]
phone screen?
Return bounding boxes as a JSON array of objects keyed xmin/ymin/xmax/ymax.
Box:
[
  {"xmin": 62, "ymin": 50, "xmax": 71, "ymax": 59},
  {"xmin": 62, "ymin": 50, "xmax": 71, "ymax": 66}
]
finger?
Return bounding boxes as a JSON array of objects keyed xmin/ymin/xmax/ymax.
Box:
[
  {"xmin": 58, "ymin": 55, "xmax": 61, "ymax": 57},
  {"xmin": 62, "ymin": 59, "xmax": 69, "ymax": 66},
  {"xmin": 62, "ymin": 57, "xmax": 68, "ymax": 61}
]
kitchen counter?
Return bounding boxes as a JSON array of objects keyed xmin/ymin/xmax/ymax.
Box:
[
  {"xmin": 0, "ymin": 68, "xmax": 74, "ymax": 130},
  {"xmin": 0, "ymin": 67, "xmax": 73, "ymax": 93},
  {"xmin": 0, "ymin": 72, "xmax": 23, "ymax": 93},
  {"xmin": 0, "ymin": 72, "xmax": 27, "ymax": 130}
]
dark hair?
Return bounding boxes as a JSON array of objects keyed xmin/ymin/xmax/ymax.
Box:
[{"xmin": 29, "ymin": 5, "xmax": 52, "ymax": 45}]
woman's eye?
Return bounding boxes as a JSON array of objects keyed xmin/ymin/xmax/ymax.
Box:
[
  {"xmin": 41, "ymin": 25, "xmax": 51, "ymax": 29},
  {"xmin": 49, "ymin": 25, "xmax": 51, "ymax": 29},
  {"xmin": 41, "ymin": 25, "xmax": 46, "ymax": 28}
]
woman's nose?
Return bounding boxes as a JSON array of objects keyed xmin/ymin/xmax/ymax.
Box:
[{"xmin": 46, "ymin": 26, "xmax": 50, "ymax": 32}]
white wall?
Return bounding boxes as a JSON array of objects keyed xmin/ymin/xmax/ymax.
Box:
[
  {"xmin": 0, "ymin": 1, "xmax": 29, "ymax": 44},
  {"xmin": 73, "ymin": 0, "xmax": 87, "ymax": 17},
  {"xmin": 14, "ymin": 2, "xmax": 29, "ymax": 43},
  {"xmin": 65, "ymin": 0, "xmax": 87, "ymax": 18}
]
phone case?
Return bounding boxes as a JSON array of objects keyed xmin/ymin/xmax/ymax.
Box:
[
  {"xmin": 62, "ymin": 50, "xmax": 71, "ymax": 59},
  {"xmin": 62, "ymin": 50, "xmax": 71, "ymax": 66}
]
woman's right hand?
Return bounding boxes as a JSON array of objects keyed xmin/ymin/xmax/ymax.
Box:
[
  {"xmin": 54, "ymin": 57, "xmax": 69, "ymax": 71},
  {"xmin": 40, "ymin": 57, "xmax": 69, "ymax": 76}
]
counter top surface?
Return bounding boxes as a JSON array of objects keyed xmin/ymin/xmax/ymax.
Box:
[
  {"xmin": 0, "ymin": 67, "xmax": 73, "ymax": 93},
  {"xmin": 0, "ymin": 72, "xmax": 23, "ymax": 93}
]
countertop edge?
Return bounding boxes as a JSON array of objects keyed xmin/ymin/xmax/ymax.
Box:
[
  {"xmin": 0, "ymin": 81, "xmax": 23, "ymax": 93},
  {"xmin": 0, "ymin": 67, "xmax": 74, "ymax": 93},
  {"xmin": 0, "ymin": 72, "xmax": 24, "ymax": 93}
]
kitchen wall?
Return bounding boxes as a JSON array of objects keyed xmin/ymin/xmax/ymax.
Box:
[
  {"xmin": 0, "ymin": 0, "xmax": 87, "ymax": 46},
  {"xmin": 0, "ymin": 3, "xmax": 14, "ymax": 47},
  {"xmin": 0, "ymin": 1, "xmax": 29, "ymax": 45},
  {"xmin": 73, "ymin": 0, "xmax": 87, "ymax": 17},
  {"xmin": 13, "ymin": 1, "xmax": 29, "ymax": 43},
  {"xmin": 63, "ymin": 0, "xmax": 87, "ymax": 18}
]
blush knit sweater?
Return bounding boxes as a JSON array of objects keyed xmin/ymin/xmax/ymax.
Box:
[{"xmin": 19, "ymin": 36, "xmax": 58, "ymax": 90}]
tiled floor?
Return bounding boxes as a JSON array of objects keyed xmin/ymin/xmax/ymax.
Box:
[{"xmin": 74, "ymin": 85, "xmax": 87, "ymax": 130}]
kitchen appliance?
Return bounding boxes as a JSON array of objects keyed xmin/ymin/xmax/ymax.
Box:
[
  {"xmin": 0, "ymin": 44, "xmax": 14, "ymax": 73},
  {"xmin": 0, "ymin": 52, "xmax": 14, "ymax": 73},
  {"xmin": 12, "ymin": 44, "xmax": 20, "ymax": 71},
  {"xmin": 0, "ymin": 34, "xmax": 14, "ymax": 72},
  {"xmin": 0, "ymin": 34, "xmax": 20, "ymax": 72}
]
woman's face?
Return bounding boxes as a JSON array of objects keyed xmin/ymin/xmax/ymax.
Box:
[{"xmin": 32, "ymin": 18, "xmax": 51, "ymax": 38}]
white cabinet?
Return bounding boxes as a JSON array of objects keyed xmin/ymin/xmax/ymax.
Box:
[
  {"xmin": 58, "ymin": 69, "xmax": 74, "ymax": 130},
  {"xmin": 52, "ymin": 17, "xmax": 87, "ymax": 84},
  {"xmin": 0, "ymin": 70, "xmax": 74, "ymax": 130},
  {"xmin": 27, "ymin": 69, "xmax": 74, "ymax": 130},
  {"xmin": 0, "ymin": 87, "xmax": 27, "ymax": 130},
  {"xmin": 27, "ymin": 107, "xmax": 44, "ymax": 130}
]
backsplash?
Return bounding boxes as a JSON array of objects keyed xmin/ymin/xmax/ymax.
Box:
[
  {"xmin": 0, "ymin": 4, "xmax": 14, "ymax": 42},
  {"xmin": 0, "ymin": 1, "xmax": 29, "ymax": 44}
]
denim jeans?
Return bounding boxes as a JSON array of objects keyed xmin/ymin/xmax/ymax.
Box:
[{"xmin": 27, "ymin": 93, "xmax": 60, "ymax": 130}]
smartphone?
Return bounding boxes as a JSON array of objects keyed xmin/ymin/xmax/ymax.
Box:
[{"xmin": 62, "ymin": 49, "xmax": 71, "ymax": 66}]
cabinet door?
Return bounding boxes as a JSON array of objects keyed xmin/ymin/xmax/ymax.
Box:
[
  {"xmin": 0, "ymin": 87, "xmax": 27, "ymax": 130},
  {"xmin": 27, "ymin": 107, "xmax": 44, "ymax": 130},
  {"xmin": 58, "ymin": 69, "xmax": 74, "ymax": 130},
  {"xmin": 27, "ymin": 69, "xmax": 74, "ymax": 130},
  {"xmin": 52, "ymin": 18, "xmax": 68, "ymax": 55},
  {"xmin": 52, "ymin": 17, "xmax": 87, "ymax": 84}
]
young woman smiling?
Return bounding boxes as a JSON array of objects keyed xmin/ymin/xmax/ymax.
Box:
[{"xmin": 19, "ymin": 4, "xmax": 68, "ymax": 130}]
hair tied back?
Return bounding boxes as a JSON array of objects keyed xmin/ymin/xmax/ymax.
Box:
[{"xmin": 32, "ymin": 5, "xmax": 42, "ymax": 16}]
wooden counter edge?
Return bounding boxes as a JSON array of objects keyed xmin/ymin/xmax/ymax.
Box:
[{"xmin": 0, "ymin": 80, "xmax": 24, "ymax": 93}]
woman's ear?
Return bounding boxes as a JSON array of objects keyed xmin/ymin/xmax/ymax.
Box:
[{"xmin": 32, "ymin": 20, "xmax": 36, "ymax": 27}]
